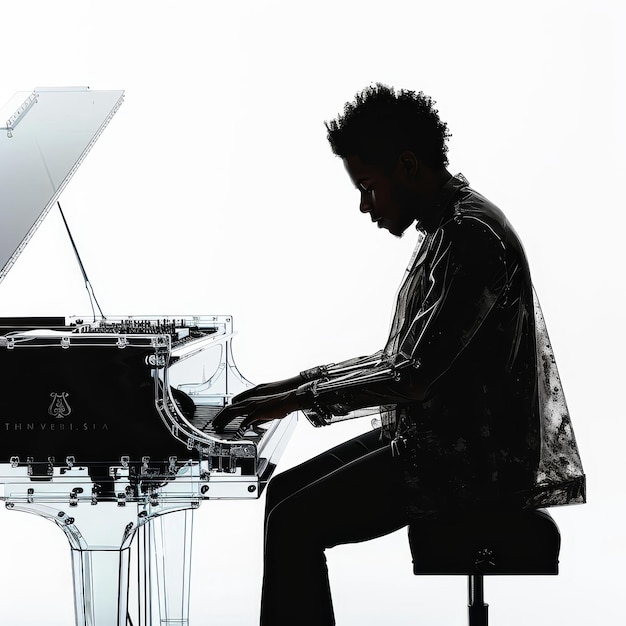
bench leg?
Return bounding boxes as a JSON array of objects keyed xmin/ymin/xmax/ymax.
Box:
[{"xmin": 468, "ymin": 575, "xmax": 488, "ymax": 626}]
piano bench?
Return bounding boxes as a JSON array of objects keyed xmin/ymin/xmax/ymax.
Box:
[{"xmin": 408, "ymin": 509, "xmax": 561, "ymax": 626}]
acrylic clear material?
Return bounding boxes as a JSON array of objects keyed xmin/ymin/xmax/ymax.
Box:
[
  {"xmin": 0, "ymin": 87, "xmax": 297, "ymax": 624},
  {"xmin": 0, "ymin": 87, "xmax": 124, "ymax": 283},
  {"xmin": 0, "ymin": 315, "xmax": 297, "ymax": 625}
]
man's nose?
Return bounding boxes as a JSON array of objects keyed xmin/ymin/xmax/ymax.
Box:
[{"xmin": 360, "ymin": 194, "xmax": 372, "ymax": 213}]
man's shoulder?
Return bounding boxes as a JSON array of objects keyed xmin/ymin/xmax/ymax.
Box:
[
  {"xmin": 440, "ymin": 185, "xmax": 512, "ymax": 244},
  {"xmin": 456, "ymin": 185, "xmax": 506, "ymax": 223},
  {"xmin": 430, "ymin": 186, "xmax": 524, "ymax": 270}
]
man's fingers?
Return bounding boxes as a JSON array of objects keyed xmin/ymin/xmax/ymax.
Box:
[
  {"xmin": 235, "ymin": 413, "xmax": 280, "ymax": 437},
  {"xmin": 212, "ymin": 391, "xmax": 292, "ymax": 434},
  {"xmin": 235, "ymin": 415, "xmax": 258, "ymax": 436},
  {"xmin": 212, "ymin": 405, "xmax": 244, "ymax": 431}
]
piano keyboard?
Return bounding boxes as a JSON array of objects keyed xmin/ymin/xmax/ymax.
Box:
[{"xmin": 191, "ymin": 405, "xmax": 269, "ymax": 441}]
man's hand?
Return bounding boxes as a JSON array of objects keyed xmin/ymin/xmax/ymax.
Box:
[
  {"xmin": 212, "ymin": 390, "xmax": 300, "ymax": 434},
  {"xmin": 228, "ymin": 375, "xmax": 305, "ymax": 404}
]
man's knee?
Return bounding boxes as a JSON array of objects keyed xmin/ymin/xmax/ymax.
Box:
[{"xmin": 264, "ymin": 469, "xmax": 297, "ymax": 514}]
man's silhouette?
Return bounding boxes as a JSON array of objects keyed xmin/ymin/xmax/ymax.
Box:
[{"xmin": 213, "ymin": 84, "xmax": 584, "ymax": 626}]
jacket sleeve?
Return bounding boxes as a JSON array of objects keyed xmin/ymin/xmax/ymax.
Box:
[{"xmin": 297, "ymin": 215, "xmax": 513, "ymax": 425}]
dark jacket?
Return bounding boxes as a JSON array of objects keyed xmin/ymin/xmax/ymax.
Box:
[{"xmin": 297, "ymin": 175, "xmax": 585, "ymax": 515}]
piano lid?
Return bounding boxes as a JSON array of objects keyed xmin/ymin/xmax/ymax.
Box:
[{"xmin": 0, "ymin": 86, "xmax": 124, "ymax": 284}]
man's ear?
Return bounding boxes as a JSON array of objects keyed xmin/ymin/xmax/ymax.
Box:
[{"xmin": 398, "ymin": 150, "xmax": 419, "ymax": 178}]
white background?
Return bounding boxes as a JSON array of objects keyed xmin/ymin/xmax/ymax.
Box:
[{"xmin": 0, "ymin": 1, "xmax": 623, "ymax": 624}]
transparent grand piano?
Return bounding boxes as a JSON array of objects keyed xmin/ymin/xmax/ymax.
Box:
[{"xmin": 0, "ymin": 88, "xmax": 297, "ymax": 625}]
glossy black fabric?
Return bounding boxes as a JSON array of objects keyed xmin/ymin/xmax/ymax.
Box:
[
  {"xmin": 392, "ymin": 184, "xmax": 540, "ymax": 513},
  {"xmin": 298, "ymin": 175, "xmax": 584, "ymax": 515}
]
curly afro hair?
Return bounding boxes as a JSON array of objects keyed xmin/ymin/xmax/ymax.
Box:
[{"xmin": 326, "ymin": 83, "xmax": 451, "ymax": 172}]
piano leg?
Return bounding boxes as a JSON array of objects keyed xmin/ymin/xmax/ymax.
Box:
[
  {"xmin": 4, "ymin": 462, "xmax": 203, "ymax": 625},
  {"xmin": 71, "ymin": 545, "xmax": 132, "ymax": 625},
  {"xmin": 137, "ymin": 509, "xmax": 195, "ymax": 626},
  {"xmin": 137, "ymin": 521, "xmax": 154, "ymax": 626},
  {"xmin": 6, "ymin": 500, "xmax": 138, "ymax": 626}
]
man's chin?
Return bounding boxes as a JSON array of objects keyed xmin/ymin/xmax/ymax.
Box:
[
  {"xmin": 388, "ymin": 218, "xmax": 418, "ymax": 238},
  {"xmin": 386, "ymin": 223, "xmax": 407, "ymax": 238}
]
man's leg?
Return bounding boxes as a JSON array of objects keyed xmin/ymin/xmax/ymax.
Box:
[{"xmin": 260, "ymin": 429, "xmax": 408, "ymax": 626}]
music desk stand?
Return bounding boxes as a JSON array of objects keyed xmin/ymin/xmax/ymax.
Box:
[{"xmin": 408, "ymin": 509, "xmax": 560, "ymax": 626}]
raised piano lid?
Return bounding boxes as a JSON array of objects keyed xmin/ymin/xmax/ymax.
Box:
[{"xmin": 0, "ymin": 86, "xmax": 124, "ymax": 284}]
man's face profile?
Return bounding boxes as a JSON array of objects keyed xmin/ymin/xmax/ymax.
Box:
[{"xmin": 343, "ymin": 154, "xmax": 417, "ymax": 238}]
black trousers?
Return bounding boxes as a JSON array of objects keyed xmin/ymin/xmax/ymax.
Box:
[{"xmin": 260, "ymin": 428, "xmax": 410, "ymax": 626}]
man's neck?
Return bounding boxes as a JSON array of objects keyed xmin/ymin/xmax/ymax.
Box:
[
  {"xmin": 415, "ymin": 169, "xmax": 457, "ymax": 232},
  {"xmin": 427, "ymin": 167, "xmax": 453, "ymax": 192}
]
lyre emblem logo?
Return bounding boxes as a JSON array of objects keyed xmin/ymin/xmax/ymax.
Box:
[{"xmin": 48, "ymin": 392, "xmax": 71, "ymax": 418}]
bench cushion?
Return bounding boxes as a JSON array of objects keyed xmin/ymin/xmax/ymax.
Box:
[{"xmin": 409, "ymin": 509, "xmax": 560, "ymax": 575}]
